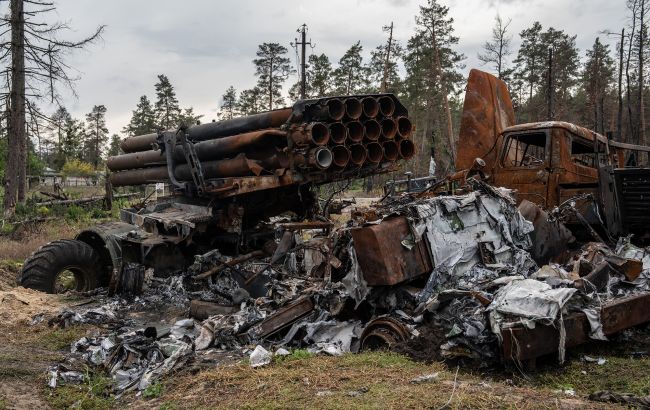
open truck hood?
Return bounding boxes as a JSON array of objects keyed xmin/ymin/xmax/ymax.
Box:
[{"xmin": 455, "ymin": 69, "xmax": 515, "ymax": 173}]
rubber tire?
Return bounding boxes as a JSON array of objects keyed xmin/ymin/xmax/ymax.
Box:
[{"xmin": 20, "ymin": 239, "xmax": 102, "ymax": 294}]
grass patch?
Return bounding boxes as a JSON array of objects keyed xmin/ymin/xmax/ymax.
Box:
[
  {"xmin": 46, "ymin": 371, "xmax": 113, "ymax": 410},
  {"xmin": 160, "ymin": 351, "xmax": 570, "ymax": 409},
  {"xmin": 31, "ymin": 325, "xmax": 88, "ymax": 351},
  {"xmin": 142, "ymin": 381, "xmax": 164, "ymax": 399},
  {"xmin": 534, "ymin": 355, "xmax": 650, "ymax": 396}
]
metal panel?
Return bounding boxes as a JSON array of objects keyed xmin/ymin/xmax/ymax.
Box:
[{"xmin": 351, "ymin": 216, "xmax": 433, "ymax": 286}]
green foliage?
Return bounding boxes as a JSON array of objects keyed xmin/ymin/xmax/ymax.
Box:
[
  {"xmin": 65, "ymin": 205, "xmax": 90, "ymax": 222},
  {"xmin": 84, "ymin": 105, "xmax": 109, "ymax": 167},
  {"xmin": 123, "ymin": 95, "xmax": 157, "ymax": 136},
  {"xmin": 154, "ymin": 74, "xmax": 182, "ymax": 130},
  {"xmin": 61, "ymin": 159, "xmax": 95, "ymax": 178},
  {"xmin": 253, "ymin": 42, "xmax": 293, "ymax": 110},
  {"xmin": 47, "ymin": 370, "xmax": 113, "ymax": 410},
  {"xmin": 237, "ymin": 86, "xmax": 265, "ymax": 115},
  {"xmin": 219, "ymin": 85, "xmax": 239, "ymax": 120},
  {"xmin": 332, "ymin": 41, "xmax": 370, "ymax": 95},
  {"xmin": 142, "ymin": 381, "xmax": 164, "ymax": 399}
]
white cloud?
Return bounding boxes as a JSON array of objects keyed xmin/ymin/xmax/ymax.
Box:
[{"xmin": 23, "ymin": 0, "xmax": 628, "ymax": 136}]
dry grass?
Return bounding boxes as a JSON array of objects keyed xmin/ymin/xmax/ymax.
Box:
[
  {"xmin": 0, "ymin": 220, "xmax": 87, "ymax": 261},
  {"xmin": 150, "ymin": 352, "xmax": 607, "ymax": 410}
]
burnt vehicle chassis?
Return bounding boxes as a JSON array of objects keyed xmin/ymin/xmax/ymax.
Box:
[{"xmin": 20, "ymin": 93, "xmax": 414, "ymax": 294}]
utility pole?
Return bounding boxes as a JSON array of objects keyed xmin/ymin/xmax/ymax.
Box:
[
  {"xmin": 292, "ymin": 24, "xmax": 312, "ymax": 99},
  {"xmin": 547, "ymin": 47, "xmax": 554, "ymax": 121},
  {"xmin": 380, "ymin": 22, "xmax": 394, "ymax": 93}
]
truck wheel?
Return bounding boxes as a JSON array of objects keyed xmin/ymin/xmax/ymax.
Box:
[{"xmin": 20, "ymin": 239, "xmax": 102, "ymax": 294}]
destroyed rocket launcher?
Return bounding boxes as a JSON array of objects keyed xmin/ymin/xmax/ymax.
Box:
[{"xmin": 107, "ymin": 94, "xmax": 416, "ymax": 198}]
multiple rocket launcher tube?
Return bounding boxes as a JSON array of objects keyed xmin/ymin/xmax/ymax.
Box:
[{"xmin": 107, "ymin": 94, "xmax": 416, "ymax": 187}]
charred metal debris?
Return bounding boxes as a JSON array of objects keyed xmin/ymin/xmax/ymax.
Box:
[{"xmin": 45, "ymin": 178, "xmax": 650, "ymax": 393}]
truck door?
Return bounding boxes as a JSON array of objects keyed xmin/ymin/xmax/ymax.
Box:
[{"xmin": 493, "ymin": 130, "xmax": 551, "ymax": 207}]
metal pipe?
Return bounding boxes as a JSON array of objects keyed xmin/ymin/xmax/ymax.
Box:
[
  {"xmin": 107, "ymin": 129, "xmax": 287, "ymax": 172},
  {"xmin": 378, "ymin": 96, "xmax": 395, "ymax": 117},
  {"xmin": 331, "ymin": 145, "xmax": 350, "ymax": 168},
  {"xmin": 309, "ymin": 98, "xmax": 345, "ymax": 121},
  {"xmin": 366, "ymin": 142, "xmax": 383, "ymax": 164},
  {"xmin": 289, "ymin": 122, "xmax": 330, "ymax": 146},
  {"xmin": 346, "ymin": 121, "xmax": 364, "ymax": 144},
  {"xmin": 398, "ymin": 139, "xmax": 416, "ymax": 160},
  {"xmin": 362, "ymin": 97, "xmax": 379, "ymax": 118},
  {"xmin": 294, "ymin": 147, "xmax": 333, "ymax": 170},
  {"xmin": 110, "ymin": 154, "xmax": 288, "ymax": 187},
  {"xmin": 382, "ymin": 140, "xmax": 399, "ymax": 162},
  {"xmin": 344, "ymin": 98, "xmax": 362, "ymax": 120},
  {"xmin": 120, "ymin": 108, "xmax": 292, "ymax": 153},
  {"xmin": 349, "ymin": 144, "xmax": 367, "ymax": 166},
  {"xmin": 363, "ymin": 119, "xmax": 381, "ymax": 141},
  {"xmin": 381, "ymin": 118, "xmax": 397, "ymax": 140},
  {"xmin": 329, "ymin": 122, "xmax": 347, "ymax": 144},
  {"xmin": 397, "ymin": 116, "xmax": 413, "ymax": 139}
]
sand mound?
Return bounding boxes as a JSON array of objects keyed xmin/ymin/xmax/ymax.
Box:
[{"xmin": 0, "ymin": 287, "xmax": 65, "ymax": 326}]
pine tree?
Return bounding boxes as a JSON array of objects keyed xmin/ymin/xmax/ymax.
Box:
[
  {"xmin": 332, "ymin": 41, "xmax": 369, "ymax": 94},
  {"xmin": 219, "ymin": 86, "xmax": 238, "ymax": 120},
  {"xmin": 307, "ymin": 54, "xmax": 334, "ymax": 97},
  {"xmin": 154, "ymin": 74, "xmax": 182, "ymax": 129},
  {"xmin": 123, "ymin": 95, "xmax": 156, "ymax": 136},
  {"xmin": 404, "ymin": 0, "xmax": 465, "ymax": 172},
  {"xmin": 581, "ymin": 38, "xmax": 615, "ymax": 133},
  {"xmin": 107, "ymin": 134, "xmax": 121, "ymax": 157},
  {"xmin": 58, "ymin": 117, "xmax": 84, "ymax": 167},
  {"xmin": 253, "ymin": 43, "xmax": 293, "ymax": 110},
  {"xmin": 477, "ymin": 15, "xmax": 513, "ymax": 79},
  {"xmin": 84, "ymin": 105, "xmax": 108, "ymax": 168},
  {"xmin": 179, "ymin": 107, "xmax": 203, "ymax": 126},
  {"xmin": 237, "ymin": 87, "xmax": 265, "ymax": 115}
]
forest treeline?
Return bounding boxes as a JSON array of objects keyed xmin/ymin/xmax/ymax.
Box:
[{"xmin": 1, "ymin": 0, "xmax": 648, "ymax": 214}]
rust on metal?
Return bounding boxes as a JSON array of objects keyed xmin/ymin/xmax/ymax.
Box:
[
  {"xmin": 351, "ymin": 216, "xmax": 433, "ymax": 286},
  {"xmin": 344, "ymin": 97, "xmax": 362, "ymax": 119},
  {"xmin": 360, "ymin": 317, "xmax": 410, "ymax": 350},
  {"xmin": 248, "ymin": 296, "xmax": 315, "ymax": 339},
  {"xmin": 364, "ymin": 119, "xmax": 381, "ymax": 141},
  {"xmin": 501, "ymin": 293, "xmax": 650, "ymax": 362},
  {"xmin": 455, "ymin": 68, "xmax": 515, "ymax": 172},
  {"xmin": 362, "ymin": 97, "xmax": 379, "ymax": 118}
]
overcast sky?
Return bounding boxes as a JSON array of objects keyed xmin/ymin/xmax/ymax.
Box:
[{"xmin": 35, "ymin": 0, "xmax": 630, "ymax": 136}]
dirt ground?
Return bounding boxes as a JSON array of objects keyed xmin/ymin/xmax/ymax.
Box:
[{"xmin": 1, "ymin": 221, "xmax": 649, "ymax": 409}]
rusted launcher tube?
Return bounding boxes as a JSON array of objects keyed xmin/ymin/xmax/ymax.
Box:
[
  {"xmin": 110, "ymin": 154, "xmax": 288, "ymax": 187},
  {"xmin": 107, "ymin": 130, "xmax": 287, "ymax": 172},
  {"xmin": 293, "ymin": 147, "xmax": 333, "ymax": 170},
  {"xmin": 288, "ymin": 122, "xmax": 330, "ymax": 146},
  {"xmin": 331, "ymin": 145, "xmax": 351, "ymax": 168},
  {"xmin": 397, "ymin": 117, "xmax": 413, "ymax": 139},
  {"xmin": 309, "ymin": 99, "xmax": 345, "ymax": 121},
  {"xmin": 329, "ymin": 122, "xmax": 347, "ymax": 144},
  {"xmin": 365, "ymin": 142, "xmax": 383, "ymax": 164},
  {"xmin": 382, "ymin": 141, "xmax": 399, "ymax": 162},
  {"xmin": 349, "ymin": 144, "xmax": 367, "ymax": 166},
  {"xmin": 363, "ymin": 119, "xmax": 381, "ymax": 141},
  {"xmin": 120, "ymin": 108, "xmax": 292, "ymax": 153},
  {"xmin": 399, "ymin": 139, "xmax": 416, "ymax": 160},
  {"xmin": 362, "ymin": 97, "xmax": 379, "ymax": 118},
  {"xmin": 380, "ymin": 118, "xmax": 397, "ymax": 140},
  {"xmin": 345, "ymin": 98, "xmax": 362, "ymax": 120},
  {"xmin": 346, "ymin": 121, "xmax": 364, "ymax": 144},
  {"xmin": 378, "ymin": 96, "xmax": 395, "ymax": 117}
]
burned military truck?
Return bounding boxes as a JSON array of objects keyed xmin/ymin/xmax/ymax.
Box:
[{"xmin": 19, "ymin": 95, "xmax": 416, "ymax": 294}]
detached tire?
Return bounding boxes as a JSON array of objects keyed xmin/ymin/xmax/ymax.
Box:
[{"xmin": 20, "ymin": 239, "xmax": 102, "ymax": 294}]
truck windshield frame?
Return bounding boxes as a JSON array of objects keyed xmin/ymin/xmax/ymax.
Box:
[{"xmin": 501, "ymin": 131, "xmax": 548, "ymax": 169}]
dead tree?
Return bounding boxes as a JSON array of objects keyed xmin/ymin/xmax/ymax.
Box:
[{"xmin": 0, "ymin": 0, "xmax": 104, "ymax": 216}]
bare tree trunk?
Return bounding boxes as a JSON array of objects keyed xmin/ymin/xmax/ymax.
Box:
[
  {"xmin": 3, "ymin": 0, "xmax": 25, "ymax": 216},
  {"xmin": 638, "ymin": 0, "xmax": 646, "ymax": 150},
  {"xmin": 618, "ymin": 28, "xmax": 625, "ymax": 140},
  {"xmin": 380, "ymin": 22, "xmax": 394, "ymax": 93},
  {"xmin": 431, "ymin": 22, "xmax": 455, "ymax": 165}
]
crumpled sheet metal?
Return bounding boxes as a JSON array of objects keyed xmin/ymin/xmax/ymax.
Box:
[{"xmin": 416, "ymin": 190, "xmax": 535, "ymax": 302}]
